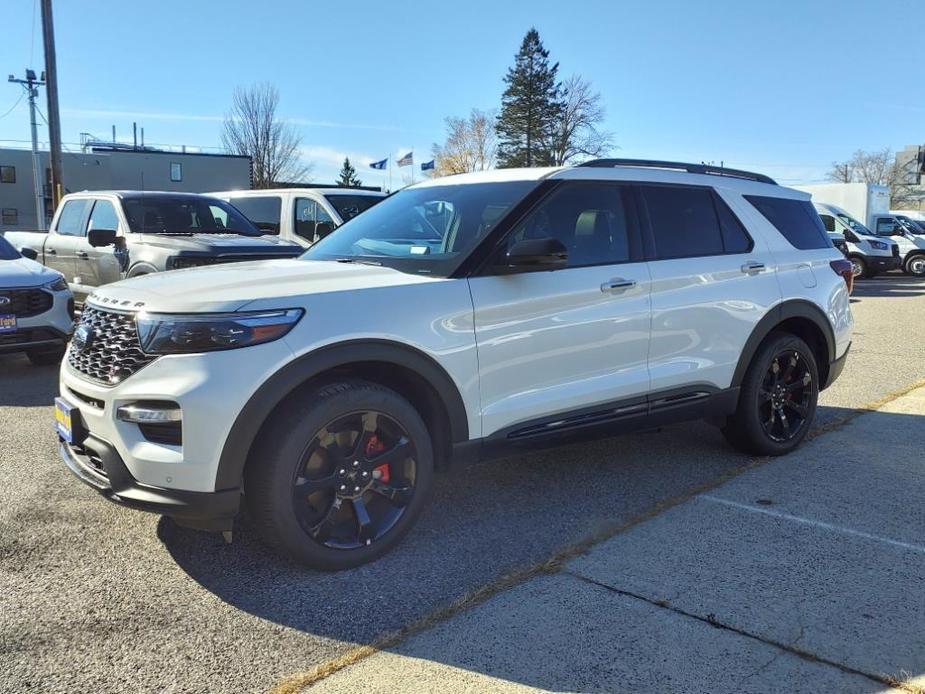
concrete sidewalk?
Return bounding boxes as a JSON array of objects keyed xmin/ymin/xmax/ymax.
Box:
[{"xmin": 309, "ymin": 387, "xmax": 925, "ymax": 693}]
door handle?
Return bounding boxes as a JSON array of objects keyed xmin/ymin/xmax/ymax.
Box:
[
  {"xmin": 47, "ymin": 247, "xmax": 56, "ymax": 255},
  {"xmin": 601, "ymin": 278, "xmax": 637, "ymax": 293},
  {"xmin": 77, "ymin": 251, "xmax": 89, "ymax": 259},
  {"xmin": 740, "ymin": 261, "xmax": 766, "ymax": 274}
]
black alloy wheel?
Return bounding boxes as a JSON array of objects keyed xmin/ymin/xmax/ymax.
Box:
[
  {"xmin": 246, "ymin": 380, "xmax": 434, "ymax": 570},
  {"xmin": 758, "ymin": 350, "xmax": 813, "ymax": 442},
  {"xmin": 293, "ymin": 410, "xmax": 417, "ymax": 550}
]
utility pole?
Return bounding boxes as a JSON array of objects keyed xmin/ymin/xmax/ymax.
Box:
[
  {"xmin": 41, "ymin": 0, "xmax": 64, "ymax": 209},
  {"xmin": 7, "ymin": 70, "xmax": 46, "ymax": 229}
]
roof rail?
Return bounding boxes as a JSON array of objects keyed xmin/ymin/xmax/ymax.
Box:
[{"xmin": 577, "ymin": 158, "xmax": 777, "ymax": 185}]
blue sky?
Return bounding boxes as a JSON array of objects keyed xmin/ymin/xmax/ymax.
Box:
[{"xmin": 1, "ymin": 0, "xmax": 923, "ymax": 186}]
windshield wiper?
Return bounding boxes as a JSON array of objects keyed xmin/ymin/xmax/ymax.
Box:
[{"xmin": 334, "ymin": 257, "xmax": 382, "ymax": 266}]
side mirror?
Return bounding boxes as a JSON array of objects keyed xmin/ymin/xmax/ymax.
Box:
[
  {"xmin": 88, "ymin": 228, "xmax": 117, "ymax": 247},
  {"xmin": 505, "ymin": 237, "xmax": 568, "ymax": 269},
  {"xmin": 20, "ymin": 247, "xmax": 38, "ymax": 260},
  {"xmin": 315, "ymin": 222, "xmax": 334, "ymax": 240}
]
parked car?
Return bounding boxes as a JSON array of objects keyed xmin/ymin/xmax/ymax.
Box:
[
  {"xmin": 209, "ymin": 188, "xmax": 386, "ymax": 247},
  {"xmin": 811, "ymin": 202, "xmax": 900, "ymax": 278},
  {"xmin": 5, "ymin": 191, "xmax": 303, "ymax": 302},
  {"xmin": 794, "ymin": 182, "xmax": 890, "ymax": 228},
  {"xmin": 56, "ymin": 159, "xmax": 853, "ymax": 569},
  {"xmin": 869, "ymin": 213, "xmax": 925, "ymax": 276},
  {"xmin": 0, "ymin": 233, "xmax": 73, "ymax": 365}
]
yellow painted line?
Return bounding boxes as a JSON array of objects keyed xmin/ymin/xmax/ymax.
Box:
[{"xmin": 269, "ymin": 377, "xmax": 925, "ymax": 694}]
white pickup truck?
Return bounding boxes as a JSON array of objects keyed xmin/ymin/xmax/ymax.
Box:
[{"xmin": 210, "ymin": 188, "xmax": 386, "ymax": 247}]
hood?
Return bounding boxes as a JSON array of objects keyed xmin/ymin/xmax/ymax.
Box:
[
  {"xmin": 135, "ymin": 232, "xmax": 301, "ymax": 254},
  {"xmin": 0, "ymin": 256, "xmax": 62, "ymax": 288},
  {"xmin": 86, "ymin": 259, "xmax": 443, "ymax": 313}
]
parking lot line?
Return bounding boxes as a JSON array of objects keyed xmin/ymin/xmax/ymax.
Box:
[
  {"xmin": 699, "ymin": 494, "xmax": 925, "ymax": 555},
  {"xmin": 270, "ymin": 377, "xmax": 925, "ymax": 694}
]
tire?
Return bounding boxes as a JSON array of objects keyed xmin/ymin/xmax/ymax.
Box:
[
  {"xmin": 905, "ymin": 253, "xmax": 925, "ymax": 277},
  {"xmin": 245, "ymin": 380, "xmax": 434, "ymax": 570},
  {"xmin": 27, "ymin": 346, "xmax": 65, "ymax": 366},
  {"xmin": 722, "ymin": 332, "xmax": 819, "ymax": 457},
  {"xmin": 848, "ymin": 256, "xmax": 867, "ymax": 280}
]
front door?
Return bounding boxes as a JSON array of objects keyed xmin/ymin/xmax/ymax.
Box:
[
  {"xmin": 73, "ymin": 198, "xmax": 125, "ymax": 296},
  {"xmin": 468, "ymin": 181, "xmax": 651, "ymax": 437}
]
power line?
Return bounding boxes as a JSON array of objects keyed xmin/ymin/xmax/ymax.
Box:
[{"xmin": 0, "ymin": 92, "xmax": 25, "ymax": 120}]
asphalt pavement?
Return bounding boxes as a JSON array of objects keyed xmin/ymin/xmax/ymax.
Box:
[{"xmin": 1, "ymin": 274, "xmax": 924, "ymax": 694}]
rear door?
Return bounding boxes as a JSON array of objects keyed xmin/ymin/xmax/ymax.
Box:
[
  {"xmin": 294, "ymin": 196, "xmax": 336, "ymax": 245},
  {"xmin": 468, "ymin": 181, "xmax": 651, "ymax": 437},
  {"xmin": 226, "ymin": 195, "xmax": 283, "ymax": 236},
  {"xmin": 641, "ymin": 184, "xmax": 781, "ymax": 393},
  {"xmin": 46, "ymin": 197, "xmax": 92, "ymax": 286}
]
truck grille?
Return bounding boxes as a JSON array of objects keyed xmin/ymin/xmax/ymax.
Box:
[
  {"xmin": 67, "ymin": 306, "xmax": 155, "ymax": 385},
  {"xmin": 0, "ymin": 288, "xmax": 53, "ymax": 317}
]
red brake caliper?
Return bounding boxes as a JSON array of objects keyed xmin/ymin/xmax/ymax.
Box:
[{"xmin": 366, "ymin": 434, "xmax": 389, "ymax": 483}]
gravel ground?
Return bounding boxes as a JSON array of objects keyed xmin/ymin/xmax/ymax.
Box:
[{"xmin": 1, "ymin": 274, "xmax": 923, "ymax": 694}]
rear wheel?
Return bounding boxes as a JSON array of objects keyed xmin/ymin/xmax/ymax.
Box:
[
  {"xmin": 245, "ymin": 380, "xmax": 434, "ymax": 570},
  {"xmin": 723, "ymin": 333, "xmax": 819, "ymax": 456},
  {"xmin": 27, "ymin": 346, "xmax": 65, "ymax": 366},
  {"xmin": 905, "ymin": 254, "xmax": 925, "ymax": 277}
]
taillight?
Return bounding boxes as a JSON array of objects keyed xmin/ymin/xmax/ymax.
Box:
[{"xmin": 830, "ymin": 258, "xmax": 854, "ymax": 294}]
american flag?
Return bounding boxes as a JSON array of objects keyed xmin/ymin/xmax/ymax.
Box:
[{"xmin": 397, "ymin": 151, "xmax": 413, "ymax": 167}]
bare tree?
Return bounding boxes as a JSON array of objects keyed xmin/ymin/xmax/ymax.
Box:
[
  {"xmin": 546, "ymin": 74, "xmax": 613, "ymax": 165},
  {"xmin": 826, "ymin": 160, "xmax": 853, "ymax": 183},
  {"xmin": 432, "ymin": 109, "xmax": 497, "ymax": 176},
  {"xmin": 221, "ymin": 83, "xmax": 311, "ymax": 188}
]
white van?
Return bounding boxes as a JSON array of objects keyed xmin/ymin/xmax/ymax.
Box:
[
  {"xmin": 813, "ymin": 202, "xmax": 900, "ymax": 278},
  {"xmin": 870, "ymin": 213, "xmax": 925, "ymax": 276},
  {"xmin": 210, "ymin": 188, "xmax": 386, "ymax": 248}
]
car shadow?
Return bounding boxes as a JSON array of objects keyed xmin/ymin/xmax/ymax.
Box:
[
  {"xmin": 158, "ymin": 403, "xmax": 919, "ymax": 692},
  {"xmin": 0, "ymin": 354, "xmax": 60, "ymax": 407},
  {"xmin": 852, "ymin": 273, "xmax": 925, "ymax": 299},
  {"xmin": 158, "ymin": 402, "xmax": 861, "ymax": 650}
]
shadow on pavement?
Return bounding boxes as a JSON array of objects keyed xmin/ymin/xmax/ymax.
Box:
[
  {"xmin": 0, "ymin": 354, "xmax": 60, "ymax": 407},
  {"xmin": 159, "ymin": 402, "xmax": 876, "ymax": 664},
  {"xmin": 852, "ymin": 273, "xmax": 925, "ymax": 299}
]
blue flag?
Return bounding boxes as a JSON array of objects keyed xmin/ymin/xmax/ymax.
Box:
[
  {"xmin": 421, "ymin": 160, "xmax": 435, "ymax": 171},
  {"xmin": 369, "ymin": 158, "xmax": 387, "ymax": 170}
]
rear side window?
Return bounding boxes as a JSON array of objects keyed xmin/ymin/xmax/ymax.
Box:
[
  {"xmin": 56, "ymin": 199, "xmax": 91, "ymax": 236},
  {"xmin": 818, "ymin": 214, "xmax": 836, "ymax": 232},
  {"xmin": 745, "ymin": 196, "xmax": 831, "ymax": 250},
  {"xmin": 229, "ymin": 196, "xmax": 282, "ymax": 234},
  {"xmin": 641, "ymin": 185, "xmax": 750, "ymax": 258}
]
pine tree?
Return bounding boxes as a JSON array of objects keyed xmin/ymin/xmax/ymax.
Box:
[
  {"xmin": 337, "ymin": 157, "xmax": 362, "ymax": 187},
  {"xmin": 496, "ymin": 28, "xmax": 562, "ymax": 168}
]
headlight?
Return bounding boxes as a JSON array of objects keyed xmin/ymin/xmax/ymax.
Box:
[
  {"xmin": 136, "ymin": 309, "xmax": 303, "ymax": 354},
  {"xmin": 43, "ymin": 276, "xmax": 68, "ymax": 292},
  {"xmin": 168, "ymin": 256, "xmax": 210, "ymax": 270},
  {"xmin": 869, "ymin": 241, "xmax": 888, "ymax": 250}
]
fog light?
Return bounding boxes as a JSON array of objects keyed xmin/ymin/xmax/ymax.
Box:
[{"xmin": 116, "ymin": 403, "xmax": 182, "ymax": 424}]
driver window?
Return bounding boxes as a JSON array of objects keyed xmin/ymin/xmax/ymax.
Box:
[
  {"xmin": 295, "ymin": 198, "xmax": 335, "ymax": 242},
  {"xmin": 876, "ymin": 218, "xmax": 897, "ymax": 235},
  {"xmin": 504, "ymin": 183, "xmax": 632, "ymax": 268},
  {"xmin": 87, "ymin": 200, "xmax": 120, "ymax": 234}
]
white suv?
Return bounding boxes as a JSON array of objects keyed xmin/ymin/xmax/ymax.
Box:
[{"xmin": 55, "ymin": 160, "xmax": 853, "ymax": 569}]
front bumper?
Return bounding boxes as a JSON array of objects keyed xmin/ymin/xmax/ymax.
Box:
[
  {"xmin": 60, "ymin": 433, "xmax": 240, "ymax": 530},
  {"xmin": 867, "ymin": 256, "xmax": 901, "ymax": 272}
]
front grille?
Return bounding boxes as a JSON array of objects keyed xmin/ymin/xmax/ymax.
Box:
[
  {"xmin": 0, "ymin": 288, "xmax": 53, "ymax": 317},
  {"xmin": 67, "ymin": 306, "xmax": 156, "ymax": 385},
  {"xmin": 175, "ymin": 253, "xmax": 298, "ymax": 269}
]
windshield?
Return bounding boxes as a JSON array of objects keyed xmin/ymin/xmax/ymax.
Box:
[
  {"xmin": 324, "ymin": 194, "xmax": 384, "ymax": 222},
  {"xmin": 836, "ymin": 213, "xmax": 872, "ymax": 235},
  {"xmin": 122, "ymin": 196, "xmax": 260, "ymax": 235},
  {"xmin": 304, "ymin": 181, "xmax": 535, "ymax": 276},
  {"xmin": 0, "ymin": 235, "xmax": 20, "ymax": 260},
  {"xmin": 896, "ymin": 216, "xmax": 925, "ymax": 234}
]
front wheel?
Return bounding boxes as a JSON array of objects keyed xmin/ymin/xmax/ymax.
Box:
[
  {"xmin": 848, "ymin": 256, "xmax": 867, "ymax": 279},
  {"xmin": 245, "ymin": 380, "xmax": 434, "ymax": 570},
  {"xmin": 723, "ymin": 333, "xmax": 819, "ymax": 456},
  {"xmin": 905, "ymin": 254, "xmax": 925, "ymax": 277}
]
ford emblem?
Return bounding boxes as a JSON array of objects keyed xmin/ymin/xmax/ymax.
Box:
[{"xmin": 72, "ymin": 324, "xmax": 95, "ymax": 353}]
